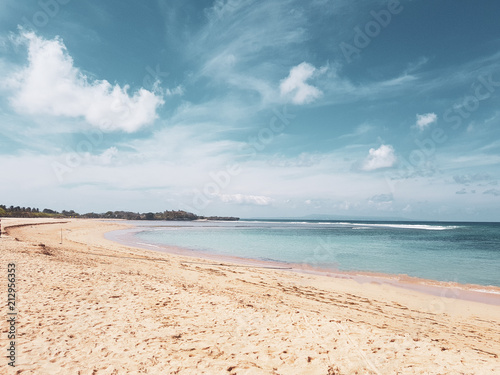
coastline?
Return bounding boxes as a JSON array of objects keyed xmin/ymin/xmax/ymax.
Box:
[
  {"xmin": 1, "ymin": 218, "xmax": 499, "ymax": 374},
  {"xmin": 106, "ymin": 222, "xmax": 500, "ymax": 306}
]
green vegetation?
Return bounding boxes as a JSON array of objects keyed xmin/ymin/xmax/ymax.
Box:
[
  {"xmin": 0, "ymin": 205, "xmax": 238, "ymax": 221},
  {"xmin": 0, "ymin": 205, "xmax": 61, "ymax": 218}
]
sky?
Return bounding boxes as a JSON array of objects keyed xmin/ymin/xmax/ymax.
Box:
[{"xmin": 1, "ymin": 0, "xmax": 500, "ymax": 221}]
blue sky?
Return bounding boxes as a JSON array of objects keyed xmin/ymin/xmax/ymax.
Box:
[{"xmin": 1, "ymin": 0, "xmax": 500, "ymax": 221}]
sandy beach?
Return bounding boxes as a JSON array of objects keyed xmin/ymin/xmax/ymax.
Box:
[{"xmin": 1, "ymin": 218, "xmax": 499, "ymax": 374}]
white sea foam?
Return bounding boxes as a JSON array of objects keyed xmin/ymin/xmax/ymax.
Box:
[
  {"xmin": 238, "ymin": 220, "xmax": 460, "ymax": 230},
  {"xmin": 359, "ymin": 224, "xmax": 458, "ymax": 230},
  {"xmin": 333, "ymin": 222, "xmax": 458, "ymax": 230},
  {"xmin": 469, "ymin": 288, "xmax": 500, "ymax": 295},
  {"xmin": 136, "ymin": 242, "xmax": 161, "ymax": 248}
]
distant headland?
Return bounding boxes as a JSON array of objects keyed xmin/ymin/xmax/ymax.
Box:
[{"xmin": 0, "ymin": 205, "xmax": 239, "ymax": 221}]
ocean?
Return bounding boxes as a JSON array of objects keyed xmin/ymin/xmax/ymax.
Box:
[{"xmin": 107, "ymin": 220, "xmax": 500, "ymax": 288}]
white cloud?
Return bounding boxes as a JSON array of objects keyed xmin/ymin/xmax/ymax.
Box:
[
  {"xmin": 368, "ymin": 193, "xmax": 394, "ymax": 210},
  {"xmin": 361, "ymin": 145, "xmax": 396, "ymax": 171},
  {"xmin": 98, "ymin": 147, "xmax": 118, "ymax": 164},
  {"xmin": 8, "ymin": 32, "xmax": 164, "ymax": 132},
  {"xmin": 415, "ymin": 112, "xmax": 437, "ymax": 131},
  {"xmin": 165, "ymin": 85, "xmax": 184, "ymax": 96},
  {"xmin": 216, "ymin": 193, "xmax": 273, "ymax": 206},
  {"xmin": 280, "ymin": 62, "xmax": 323, "ymax": 104}
]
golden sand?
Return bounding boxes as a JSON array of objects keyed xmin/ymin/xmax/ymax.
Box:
[{"xmin": 1, "ymin": 218, "xmax": 499, "ymax": 374}]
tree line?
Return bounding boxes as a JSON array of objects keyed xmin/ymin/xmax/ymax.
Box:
[{"xmin": 0, "ymin": 205, "xmax": 239, "ymax": 221}]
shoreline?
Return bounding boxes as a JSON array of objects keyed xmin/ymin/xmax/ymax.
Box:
[
  {"xmin": 2, "ymin": 217, "xmax": 500, "ymax": 373},
  {"xmin": 106, "ymin": 222, "xmax": 500, "ymax": 306}
]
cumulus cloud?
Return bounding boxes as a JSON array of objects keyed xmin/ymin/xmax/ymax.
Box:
[
  {"xmin": 415, "ymin": 113, "xmax": 437, "ymax": 131},
  {"xmin": 217, "ymin": 193, "xmax": 273, "ymax": 206},
  {"xmin": 280, "ymin": 62, "xmax": 323, "ymax": 105},
  {"xmin": 8, "ymin": 32, "xmax": 164, "ymax": 132},
  {"xmin": 361, "ymin": 145, "xmax": 396, "ymax": 171}
]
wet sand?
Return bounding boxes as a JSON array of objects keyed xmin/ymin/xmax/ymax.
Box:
[{"xmin": 1, "ymin": 218, "xmax": 499, "ymax": 374}]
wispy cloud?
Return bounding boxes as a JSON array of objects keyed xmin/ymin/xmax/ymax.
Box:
[
  {"xmin": 216, "ymin": 193, "xmax": 273, "ymax": 206},
  {"xmin": 190, "ymin": 0, "xmax": 308, "ymax": 106},
  {"xmin": 337, "ymin": 123, "xmax": 375, "ymax": 139}
]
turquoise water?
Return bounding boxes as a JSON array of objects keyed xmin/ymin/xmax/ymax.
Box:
[{"xmin": 130, "ymin": 220, "xmax": 500, "ymax": 287}]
